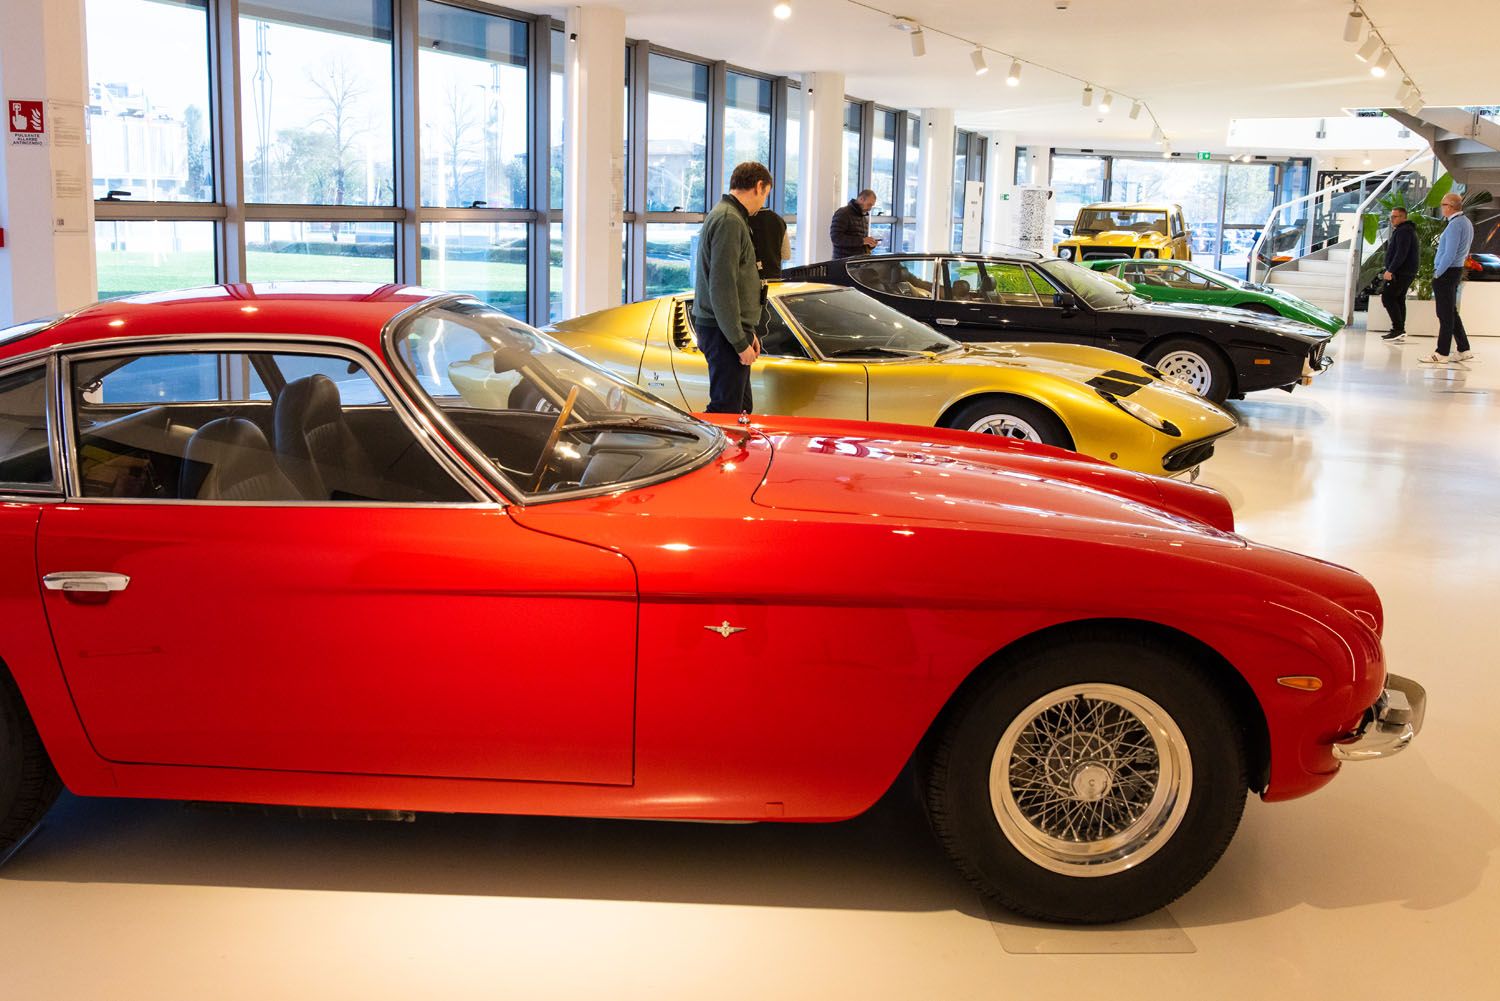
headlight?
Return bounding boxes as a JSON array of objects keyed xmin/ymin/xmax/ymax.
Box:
[
  {"xmin": 1096, "ymin": 389, "xmax": 1181, "ymax": 436},
  {"xmin": 1059, "ymin": 247, "xmax": 1075, "ymax": 260},
  {"xmin": 1140, "ymin": 250, "xmax": 1157, "ymax": 259}
]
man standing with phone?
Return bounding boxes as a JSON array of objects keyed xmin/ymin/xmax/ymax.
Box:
[
  {"xmin": 693, "ymin": 162, "xmax": 773, "ymax": 413},
  {"xmin": 831, "ymin": 189, "xmax": 880, "ymax": 260}
]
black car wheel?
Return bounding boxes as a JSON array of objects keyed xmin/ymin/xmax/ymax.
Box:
[
  {"xmin": 0, "ymin": 668, "xmax": 62, "ymax": 867},
  {"xmin": 925, "ymin": 628, "xmax": 1249, "ymax": 924},
  {"xmin": 1143, "ymin": 338, "xmax": 1231, "ymax": 403},
  {"xmin": 943, "ymin": 397, "xmax": 1073, "ymax": 450}
]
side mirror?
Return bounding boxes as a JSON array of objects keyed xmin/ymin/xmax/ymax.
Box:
[
  {"xmin": 1062, "ymin": 226, "xmax": 1073, "ymax": 236},
  {"xmin": 1054, "ymin": 292, "xmax": 1080, "ymax": 311}
]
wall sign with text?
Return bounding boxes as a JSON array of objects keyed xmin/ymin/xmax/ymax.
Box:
[{"xmin": 8, "ymin": 101, "xmax": 46, "ymax": 145}]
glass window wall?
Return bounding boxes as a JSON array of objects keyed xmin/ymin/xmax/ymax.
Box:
[
  {"xmin": 723, "ymin": 73, "xmax": 772, "ymax": 185},
  {"xmin": 646, "ymin": 55, "xmax": 709, "ymax": 213}
]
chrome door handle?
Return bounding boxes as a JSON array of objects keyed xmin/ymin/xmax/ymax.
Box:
[
  {"xmin": 935, "ymin": 318, "xmax": 959, "ymax": 327},
  {"xmin": 43, "ymin": 572, "xmax": 131, "ymax": 593}
]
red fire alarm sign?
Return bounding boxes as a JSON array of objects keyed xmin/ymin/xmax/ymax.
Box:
[{"xmin": 8, "ymin": 101, "xmax": 46, "ymax": 146}]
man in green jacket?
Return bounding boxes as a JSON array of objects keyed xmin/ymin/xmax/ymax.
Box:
[{"xmin": 692, "ymin": 161, "xmax": 773, "ymax": 413}]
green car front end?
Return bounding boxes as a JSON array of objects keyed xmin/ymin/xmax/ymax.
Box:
[{"xmin": 1085, "ymin": 259, "xmax": 1346, "ymax": 335}]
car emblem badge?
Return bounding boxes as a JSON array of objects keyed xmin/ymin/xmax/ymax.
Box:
[{"xmin": 705, "ymin": 621, "xmax": 747, "ymax": 638}]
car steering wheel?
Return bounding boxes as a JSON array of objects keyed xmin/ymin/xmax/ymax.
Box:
[{"xmin": 529, "ymin": 385, "xmax": 580, "ymax": 492}]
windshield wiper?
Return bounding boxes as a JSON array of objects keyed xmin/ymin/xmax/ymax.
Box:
[
  {"xmin": 824, "ymin": 346, "xmax": 924, "ymax": 358},
  {"xmin": 562, "ymin": 416, "xmax": 705, "ymax": 440}
]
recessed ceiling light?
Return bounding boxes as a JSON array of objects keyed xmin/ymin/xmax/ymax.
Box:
[{"xmin": 772, "ymin": 2, "xmax": 791, "ymax": 19}]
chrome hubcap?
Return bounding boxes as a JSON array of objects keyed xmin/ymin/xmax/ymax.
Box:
[
  {"xmin": 967, "ymin": 414, "xmax": 1041, "ymax": 441},
  {"xmin": 989, "ymin": 684, "xmax": 1192, "ymax": 877},
  {"xmin": 1155, "ymin": 351, "xmax": 1213, "ymax": 396}
]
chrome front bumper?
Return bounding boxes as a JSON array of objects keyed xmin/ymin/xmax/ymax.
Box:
[{"xmin": 1332, "ymin": 674, "xmax": 1427, "ymax": 761}]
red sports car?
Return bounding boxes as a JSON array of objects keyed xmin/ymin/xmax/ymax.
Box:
[{"xmin": 0, "ymin": 283, "xmax": 1423, "ymax": 923}]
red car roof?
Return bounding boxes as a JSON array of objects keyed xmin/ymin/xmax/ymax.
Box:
[{"xmin": 0, "ymin": 282, "xmax": 457, "ymax": 363}]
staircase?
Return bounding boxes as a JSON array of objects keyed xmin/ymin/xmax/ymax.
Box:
[
  {"xmin": 1385, "ymin": 108, "xmax": 1500, "ymax": 194},
  {"xmin": 1264, "ymin": 244, "xmax": 1351, "ymax": 316}
]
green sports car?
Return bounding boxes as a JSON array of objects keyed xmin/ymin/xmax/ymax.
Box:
[{"xmin": 1085, "ymin": 258, "xmax": 1345, "ymax": 335}]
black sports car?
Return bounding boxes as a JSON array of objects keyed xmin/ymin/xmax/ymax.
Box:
[{"xmin": 783, "ymin": 253, "xmax": 1335, "ymax": 403}]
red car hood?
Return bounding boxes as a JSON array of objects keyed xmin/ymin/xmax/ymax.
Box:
[{"xmin": 740, "ymin": 417, "xmax": 1239, "ymax": 544}]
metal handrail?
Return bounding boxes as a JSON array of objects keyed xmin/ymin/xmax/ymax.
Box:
[
  {"xmin": 1247, "ymin": 152, "xmax": 1429, "ymax": 283},
  {"xmin": 1343, "ymin": 150, "xmax": 1435, "ymax": 319}
]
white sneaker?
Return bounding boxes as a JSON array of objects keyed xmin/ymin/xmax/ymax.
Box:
[
  {"xmin": 1417, "ymin": 352, "xmax": 1452, "ymax": 365},
  {"xmin": 1456, "ymin": 351, "xmax": 1476, "ymax": 362}
]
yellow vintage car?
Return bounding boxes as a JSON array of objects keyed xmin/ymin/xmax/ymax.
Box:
[
  {"xmin": 1056, "ymin": 203, "xmax": 1193, "ymax": 263},
  {"xmin": 534, "ymin": 283, "xmax": 1237, "ymax": 477}
]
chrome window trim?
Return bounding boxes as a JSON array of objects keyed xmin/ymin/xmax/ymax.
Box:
[
  {"xmin": 0, "ymin": 358, "xmax": 64, "ymax": 497},
  {"xmin": 56, "ymin": 333, "xmax": 499, "ymax": 507},
  {"xmin": 381, "ymin": 295, "xmax": 727, "ymax": 506}
]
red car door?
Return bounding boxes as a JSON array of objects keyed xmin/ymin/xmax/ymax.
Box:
[{"xmin": 37, "ymin": 346, "xmax": 638, "ymax": 786}]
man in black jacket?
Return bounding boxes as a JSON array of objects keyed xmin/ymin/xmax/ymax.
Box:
[
  {"xmin": 1380, "ymin": 208, "xmax": 1419, "ymax": 342},
  {"xmin": 748, "ymin": 207, "xmax": 790, "ymax": 279},
  {"xmin": 830, "ymin": 190, "xmax": 879, "ymax": 259}
]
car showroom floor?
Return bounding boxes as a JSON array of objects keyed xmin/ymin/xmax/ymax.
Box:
[{"xmin": 1, "ymin": 322, "xmax": 1497, "ymax": 1001}]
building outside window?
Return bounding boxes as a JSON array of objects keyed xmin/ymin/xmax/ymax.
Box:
[{"xmin": 723, "ymin": 73, "xmax": 772, "ymax": 187}]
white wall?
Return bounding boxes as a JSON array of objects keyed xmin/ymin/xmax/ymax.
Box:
[
  {"xmin": 0, "ymin": 0, "xmax": 95, "ymax": 325},
  {"xmin": 796, "ymin": 71, "xmax": 845, "ymax": 265}
]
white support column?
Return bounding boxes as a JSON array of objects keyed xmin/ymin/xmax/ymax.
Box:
[
  {"xmin": 0, "ymin": 0, "xmax": 95, "ymax": 325},
  {"xmin": 796, "ymin": 71, "xmax": 844, "ymax": 265},
  {"xmin": 982, "ymin": 131, "xmax": 1017, "ymax": 253},
  {"xmin": 917, "ymin": 108, "xmax": 955, "ymax": 254},
  {"xmin": 562, "ymin": 5, "xmax": 626, "ymax": 318}
]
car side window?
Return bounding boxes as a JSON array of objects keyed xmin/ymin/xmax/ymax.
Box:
[
  {"xmin": 1158, "ymin": 265, "xmax": 1212, "ymax": 291},
  {"xmin": 0, "ymin": 365, "xmax": 54, "ymax": 489},
  {"xmin": 941, "ymin": 260, "xmax": 985, "ymax": 302},
  {"xmin": 848, "ymin": 258, "xmax": 936, "ymax": 300},
  {"xmin": 70, "ymin": 349, "xmax": 470, "ymax": 504},
  {"xmin": 760, "ymin": 307, "xmax": 810, "ymax": 359},
  {"xmin": 985, "ymin": 263, "xmax": 1044, "ymax": 307}
]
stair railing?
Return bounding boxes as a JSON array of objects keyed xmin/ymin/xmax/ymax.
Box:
[{"xmin": 1342, "ymin": 149, "xmax": 1435, "ymax": 320}]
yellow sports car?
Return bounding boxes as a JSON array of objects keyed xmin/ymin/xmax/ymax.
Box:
[
  {"xmin": 1056, "ymin": 203, "xmax": 1193, "ymax": 263},
  {"xmin": 534, "ymin": 283, "xmax": 1236, "ymax": 478}
]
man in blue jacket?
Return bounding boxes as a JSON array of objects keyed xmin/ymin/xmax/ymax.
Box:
[{"xmin": 1421, "ymin": 192, "xmax": 1475, "ymax": 364}]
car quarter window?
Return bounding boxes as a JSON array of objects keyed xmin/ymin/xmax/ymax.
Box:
[
  {"xmin": 69, "ymin": 349, "xmax": 470, "ymax": 504},
  {"xmin": 760, "ymin": 307, "xmax": 811, "ymax": 359},
  {"xmin": 0, "ymin": 365, "xmax": 55, "ymax": 488},
  {"xmin": 847, "ymin": 258, "xmax": 937, "ymax": 300}
]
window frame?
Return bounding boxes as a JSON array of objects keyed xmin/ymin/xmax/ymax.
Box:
[
  {"xmin": 0, "ymin": 358, "xmax": 64, "ymax": 497},
  {"xmin": 56, "ymin": 335, "xmax": 494, "ymax": 506}
]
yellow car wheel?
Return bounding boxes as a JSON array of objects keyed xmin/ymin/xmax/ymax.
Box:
[{"xmin": 942, "ymin": 396, "xmax": 1074, "ymax": 449}]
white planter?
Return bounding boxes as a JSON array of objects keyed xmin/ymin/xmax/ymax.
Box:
[{"xmin": 1365, "ymin": 282, "xmax": 1500, "ymax": 337}]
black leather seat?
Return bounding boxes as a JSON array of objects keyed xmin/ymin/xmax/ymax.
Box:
[
  {"xmin": 273, "ymin": 374, "xmax": 380, "ymax": 501},
  {"xmin": 179, "ymin": 417, "xmax": 300, "ymax": 501}
]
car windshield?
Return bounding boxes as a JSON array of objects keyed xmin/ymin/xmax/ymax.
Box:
[
  {"xmin": 1039, "ymin": 259, "xmax": 1139, "ymax": 310},
  {"xmin": 1074, "ymin": 208, "xmax": 1168, "ymax": 236},
  {"xmin": 779, "ymin": 288, "xmax": 957, "ymax": 357},
  {"xmin": 394, "ymin": 299, "xmax": 722, "ymax": 496}
]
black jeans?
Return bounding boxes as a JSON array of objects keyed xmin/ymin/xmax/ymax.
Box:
[
  {"xmin": 1433, "ymin": 267, "xmax": 1471, "ymax": 356},
  {"xmin": 1381, "ymin": 273, "xmax": 1414, "ymax": 333},
  {"xmin": 695, "ymin": 317, "xmax": 753, "ymax": 414}
]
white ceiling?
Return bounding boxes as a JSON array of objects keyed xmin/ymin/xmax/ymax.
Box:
[{"xmin": 521, "ymin": 0, "xmax": 1492, "ymax": 151}]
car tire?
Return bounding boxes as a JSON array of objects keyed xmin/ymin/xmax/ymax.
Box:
[
  {"xmin": 924, "ymin": 628, "xmax": 1248, "ymax": 924},
  {"xmin": 943, "ymin": 397, "xmax": 1074, "ymax": 451},
  {"xmin": 1143, "ymin": 338, "xmax": 1232, "ymax": 403},
  {"xmin": 0, "ymin": 669, "xmax": 62, "ymax": 867}
]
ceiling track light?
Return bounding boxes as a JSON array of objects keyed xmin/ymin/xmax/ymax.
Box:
[
  {"xmin": 1006, "ymin": 59, "xmax": 1022, "ymax": 86},
  {"xmin": 1161, "ymin": 143, "xmax": 1173, "ymax": 159},
  {"xmin": 1098, "ymin": 91, "xmax": 1113, "ymax": 114},
  {"xmin": 1081, "ymin": 84, "xmax": 1093, "ymax": 107},
  {"xmin": 1356, "ymin": 34, "xmax": 1381, "ymax": 62},
  {"xmin": 1363, "ymin": 151, "xmax": 1373, "ymax": 166},
  {"xmin": 1151, "ymin": 123, "xmax": 1163, "ymax": 142},
  {"xmin": 1343, "ymin": 5, "xmax": 1364, "ymax": 44},
  {"xmin": 971, "ymin": 46, "xmax": 988, "ymax": 75},
  {"xmin": 1128, "ymin": 100, "xmax": 1142, "ymax": 120},
  {"xmin": 1371, "ymin": 47, "xmax": 1392, "ymax": 77},
  {"xmin": 910, "ymin": 28, "xmax": 925, "ymax": 57},
  {"xmin": 772, "ymin": 2, "xmax": 792, "ymax": 19}
]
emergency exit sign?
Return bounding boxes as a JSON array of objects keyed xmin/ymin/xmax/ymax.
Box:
[{"xmin": 1197, "ymin": 151, "xmax": 1212, "ymax": 161}]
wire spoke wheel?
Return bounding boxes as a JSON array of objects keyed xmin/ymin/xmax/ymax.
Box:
[
  {"xmin": 967, "ymin": 414, "xmax": 1041, "ymax": 441},
  {"xmin": 989, "ymin": 683, "xmax": 1191, "ymax": 877},
  {"xmin": 1154, "ymin": 350, "xmax": 1213, "ymax": 396}
]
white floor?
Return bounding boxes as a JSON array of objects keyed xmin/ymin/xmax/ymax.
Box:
[{"xmin": 3, "ymin": 327, "xmax": 1498, "ymax": 1000}]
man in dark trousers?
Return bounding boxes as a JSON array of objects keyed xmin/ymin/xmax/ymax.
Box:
[
  {"xmin": 1380, "ymin": 207, "xmax": 1419, "ymax": 342},
  {"xmin": 830, "ymin": 189, "xmax": 879, "ymax": 259},
  {"xmin": 692, "ymin": 161, "xmax": 772, "ymax": 413},
  {"xmin": 1420, "ymin": 192, "xmax": 1476, "ymax": 365},
  {"xmin": 748, "ymin": 206, "xmax": 790, "ymax": 279}
]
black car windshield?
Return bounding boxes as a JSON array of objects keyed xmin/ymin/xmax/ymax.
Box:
[
  {"xmin": 394, "ymin": 299, "xmax": 722, "ymax": 496},
  {"xmin": 1074, "ymin": 208, "xmax": 1168, "ymax": 236},
  {"xmin": 780, "ymin": 288, "xmax": 957, "ymax": 357},
  {"xmin": 1039, "ymin": 259, "xmax": 1139, "ymax": 310}
]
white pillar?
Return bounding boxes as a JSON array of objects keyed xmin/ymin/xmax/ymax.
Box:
[
  {"xmin": 0, "ymin": 0, "xmax": 95, "ymax": 325},
  {"xmin": 982, "ymin": 131, "xmax": 1017, "ymax": 253},
  {"xmin": 796, "ymin": 71, "xmax": 844, "ymax": 265},
  {"xmin": 562, "ymin": 5, "xmax": 626, "ymax": 318},
  {"xmin": 917, "ymin": 108, "xmax": 955, "ymax": 254}
]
